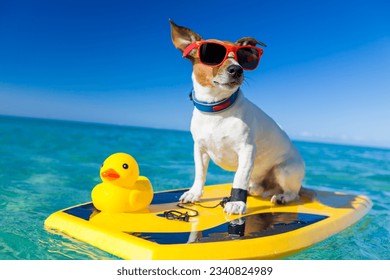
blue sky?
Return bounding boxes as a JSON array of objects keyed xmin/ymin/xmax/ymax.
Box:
[{"xmin": 0, "ymin": 0, "xmax": 389, "ymax": 148}]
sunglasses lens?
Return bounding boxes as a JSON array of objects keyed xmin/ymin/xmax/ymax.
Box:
[
  {"xmin": 199, "ymin": 43, "xmax": 227, "ymax": 66},
  {"xmin": 237, "ymin": 47, "xmax": 260, "ymax": 69}
]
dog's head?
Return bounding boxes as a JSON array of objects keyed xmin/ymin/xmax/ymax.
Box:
[{"xmin": 170, "ymin": 19, "xmax": 266, "ymax": 98}]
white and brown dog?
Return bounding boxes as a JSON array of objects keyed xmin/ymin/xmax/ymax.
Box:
[{"xmin": 170, "ymin": 20, "xmax": 305, "ymax": 215}]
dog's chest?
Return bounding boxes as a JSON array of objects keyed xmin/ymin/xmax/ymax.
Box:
[{"xmin": 191, "ymin": 111, "xmax": 249, "ymax": 171}]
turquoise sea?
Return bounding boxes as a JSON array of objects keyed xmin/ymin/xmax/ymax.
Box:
[{"xmin": 0, "ymin": 115, "xmax": 389, "ymax": 260}]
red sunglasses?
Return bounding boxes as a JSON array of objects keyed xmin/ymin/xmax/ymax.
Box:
[{"xmin": 183, "ymin": 40, "xmax": 264, "ymax": 70}]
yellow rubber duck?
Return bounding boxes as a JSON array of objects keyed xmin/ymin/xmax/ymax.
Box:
[{"xmin": 91, "ymin": 153, "xmax": 154, "ymax": 213}]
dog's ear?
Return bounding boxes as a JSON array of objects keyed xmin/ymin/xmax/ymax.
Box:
[
  {"xmin": 236, "ymin": 37, "xmax": 267, "ymax": 47},
  {"xmin": 169, "ymin": 19, "xmax": 202, "ymax": 56}
]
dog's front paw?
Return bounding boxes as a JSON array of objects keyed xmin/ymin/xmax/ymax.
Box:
[
  {"xmin": 224, "ymin": 201, "xmax": 246, "ymax": 215},
  {"xmin": 179, "ymin": 190, "xmax": 202, "ymax": 203}
]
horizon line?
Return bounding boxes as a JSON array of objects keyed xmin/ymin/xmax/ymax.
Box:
[{"xmin": 1, "ymin": 113, "xmax": 389, "ymax": 150}]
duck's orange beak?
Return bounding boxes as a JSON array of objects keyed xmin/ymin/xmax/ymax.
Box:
[{"xmin": 101, "ymin": 168, "xmax": 120, "ymax": 181}]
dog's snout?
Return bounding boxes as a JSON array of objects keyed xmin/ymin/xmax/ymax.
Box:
[{"xmin": 227, "ymin": 64, "xmax": 243, "ymax": 78}]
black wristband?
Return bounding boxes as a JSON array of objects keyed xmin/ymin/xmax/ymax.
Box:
[
  {"xmin": 230, "ymin": 188, "xmax": 248, "ymax": 203},
  {"xmin": 228, "ymin": 221, "xmax": 246, "ymax": 237}
]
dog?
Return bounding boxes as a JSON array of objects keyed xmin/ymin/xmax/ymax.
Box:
[{"xmin": 170, "ymin": 20, "xmax": 305, "ymax": 215}]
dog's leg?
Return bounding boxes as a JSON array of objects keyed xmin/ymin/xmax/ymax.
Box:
[
  {"xmin": 270, "ymin": 159, "xmax": 304, "ymax": 204},
  {"xmin": 248, "ymin": 181, "xmax": 265, "ymax": 196},
  {"xmin": 180, "ymin": 142, "xmax": 210, "ymax": 203},
  {"xmin": 224, "ymin": 145, "xmax": 256, "ymax": 215}
]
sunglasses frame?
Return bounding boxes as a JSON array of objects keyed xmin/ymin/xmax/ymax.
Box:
[{"xmin": 183, "ymin": 40, "xmax": 264, "ymax": 70}]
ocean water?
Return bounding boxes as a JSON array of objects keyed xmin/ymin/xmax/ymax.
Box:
[{"xmin": 0, "ymin": 115, "xmax": 389, "ymax": 260}]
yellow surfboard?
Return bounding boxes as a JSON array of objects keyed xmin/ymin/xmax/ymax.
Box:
[{"xmin": 44, "ymin": 184, "xmax": 372, "ymax": 260}]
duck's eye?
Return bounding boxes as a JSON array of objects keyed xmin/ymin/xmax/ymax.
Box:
[{"xmin": 122, "ymin": 163, "xmax": 129, "ymax": 169}]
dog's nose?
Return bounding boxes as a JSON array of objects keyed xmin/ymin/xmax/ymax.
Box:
[{"xmin": 227, "ymin": 64, "xmax": 243, "ymax": 78}]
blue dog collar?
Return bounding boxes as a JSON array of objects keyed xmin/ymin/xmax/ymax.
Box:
[{"xmin": 190, "ymin": 88, "xmax": 240, "ymax": 113}]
